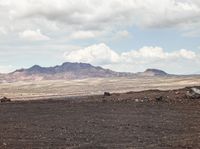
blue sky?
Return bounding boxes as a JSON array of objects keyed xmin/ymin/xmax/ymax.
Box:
[
  {"xmin": 105, "ymin": 27, "xmax": 200, "ymax": 53},
  {"xmin": 0, "ymin": 0, "xmax": 200, "ymax": 74}
]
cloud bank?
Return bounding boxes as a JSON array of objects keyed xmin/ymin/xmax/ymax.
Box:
[
  {"xmin": 1, "ymin": 0, "xmax": 200, "ymax": 38},
  {"xmin": 64, "ymin": 43, "xmax": 200, "ymax": 74}
]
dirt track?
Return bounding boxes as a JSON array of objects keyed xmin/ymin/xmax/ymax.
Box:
[{"xmin": 0, "ymin": 88, "xmax": 200, "ymax": 148}]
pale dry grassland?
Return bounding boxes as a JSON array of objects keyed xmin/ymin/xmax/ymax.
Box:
[{"xmin": 0, "ymin": 76, "xmax": 200, "ymax": 100}]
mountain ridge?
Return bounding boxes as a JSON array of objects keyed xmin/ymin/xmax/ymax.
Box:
[
  {"xmin": 0, "ymin": 62, "xmax": 170, "ymax": 82},
  {"xmin": 2, "ymin": 62, "xmax": 131, "ymax": 82}
]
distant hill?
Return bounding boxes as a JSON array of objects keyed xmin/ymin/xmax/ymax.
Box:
[
  {"xmin": 0, "ymin": 62, "xmax": 173, "ymax": 82},
  {"xmin": 137, "ymin": 69, "xmax": 169, "ymax": 77}
]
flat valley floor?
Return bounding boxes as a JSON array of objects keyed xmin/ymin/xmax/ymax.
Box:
[{"xmin": 0, "ymin": 76, "xmax": 200, "ymax": 100}]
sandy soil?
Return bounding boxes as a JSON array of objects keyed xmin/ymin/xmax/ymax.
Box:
[
  {"xmin": 0, "ymin": 87, "xmax": 200, "ymax": 148},
  {"xmin": 0, "ymin": 76, "xmax": 200, "ymax": 100}
]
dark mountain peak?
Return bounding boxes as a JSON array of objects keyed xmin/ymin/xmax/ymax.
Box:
[
  {"xmin": 144, "ymin": 68, "xmax": 168, "ymax": 76},
  {"xmin": 136, "ymin": 68, "xmax": 168, "ymax": 77},
  {"xmin": 145, "ymin": 68, "xmax": 167, "ymax": 74},
  {"xmin": 13, "ymin": 68, "xmax": 25, "ymax": 73},
  {"xmin": 29, "ymin": 65, "xmax": 42, "ymax": 70},
  {"xmin": 27, "ymin": 65, "xmax": 46, "ymax": 74},
  {"xmin": 61, "ymin": 62, "xmax": 92, "ymax": 68},
  {"xmin": 13, "ymin": 65, "xmax": 42, "ymax": 73},
  {"xmin": 59, "ymin": 62, "xmax": 100, "ymax": 72}
]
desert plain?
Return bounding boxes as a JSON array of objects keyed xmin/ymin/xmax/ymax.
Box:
[
  {"xmin": 0, "ymin": 76, "xmax": 200, "ymax": 148},
  {"xmin": 0, "ymin": 75, "xmax": 200, "ymax": 100}
]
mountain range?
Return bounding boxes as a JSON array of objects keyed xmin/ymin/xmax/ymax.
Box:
[{"xmin": 0, "ymin": 62, "xmax": 169, "ymax": 82}]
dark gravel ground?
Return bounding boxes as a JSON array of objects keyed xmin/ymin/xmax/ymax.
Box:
[{"xmin": 0, "ymin": 89, "xmax": 200, "ymax": 149}]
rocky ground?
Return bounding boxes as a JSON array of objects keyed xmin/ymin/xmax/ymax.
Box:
[{"xmin": 0, "ymin": 87, "xmax": 200, "ymax": 148}]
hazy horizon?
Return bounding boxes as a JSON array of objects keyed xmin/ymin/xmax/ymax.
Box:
[{"xmin": 0, "ymin": 0, "xmax": 200, "ymax": 74}]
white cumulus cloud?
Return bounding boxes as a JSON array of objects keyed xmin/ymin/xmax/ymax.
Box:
[
  {"xmin": 64, "ymin": 43, "xmax": 200, "ymax": 74},
  {"xmin": 64, "ymin": 43, "xmax": 120, "ymax": 65}
]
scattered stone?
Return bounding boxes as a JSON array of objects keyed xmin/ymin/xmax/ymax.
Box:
[
  {"xmin": 0, "ymin": 97, "xmax": 11, "ymax": 103},
  {"xmin": 175, "ymin": 91, "xmax": 180, "ymax": 95},
  {"xmin": 155, "ymin": 96, "xmax": 163, "ymax": 101},
  {"xmin": 186, "ymin": 88, "xmax": 200, "ymax": 99},
  {"xmin": 104, "ymin": 92, "xmax": 111, "ymax": 96},
  {"xmin": 143, "ymin": 97, "xmax": 149, "ymax": 100},
  {"xmin": 134, "ymin": 99, "xmax": 139, "ymax": 102},
  {"xmin": 191, "ymin": 88, "xmax": 200, "ymax": 94}
]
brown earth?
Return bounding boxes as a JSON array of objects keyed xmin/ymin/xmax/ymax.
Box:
[{"xmin": 0, "ymin": 87, "xmax": 200, "ymax": 148}]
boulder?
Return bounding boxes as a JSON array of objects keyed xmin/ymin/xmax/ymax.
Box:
[
  {"xmin": 0, "ymin": 97, "xmax": 11, "ymax": 103},
  {"xmin": 155, "ymin": 96, "xmax": 163, "ymax": 101},
  {"xmin": 186, "ymin": 88, "xmax": 200, "ymax": 99},
  {"xmin": 104, "ymin": 92, "xmax": 111, "ymax": 96}
]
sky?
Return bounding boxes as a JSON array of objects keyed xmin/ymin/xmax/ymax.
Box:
[{"xmin": 0, "ymin": 0, "xmax": 200, "ymax": 74}]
